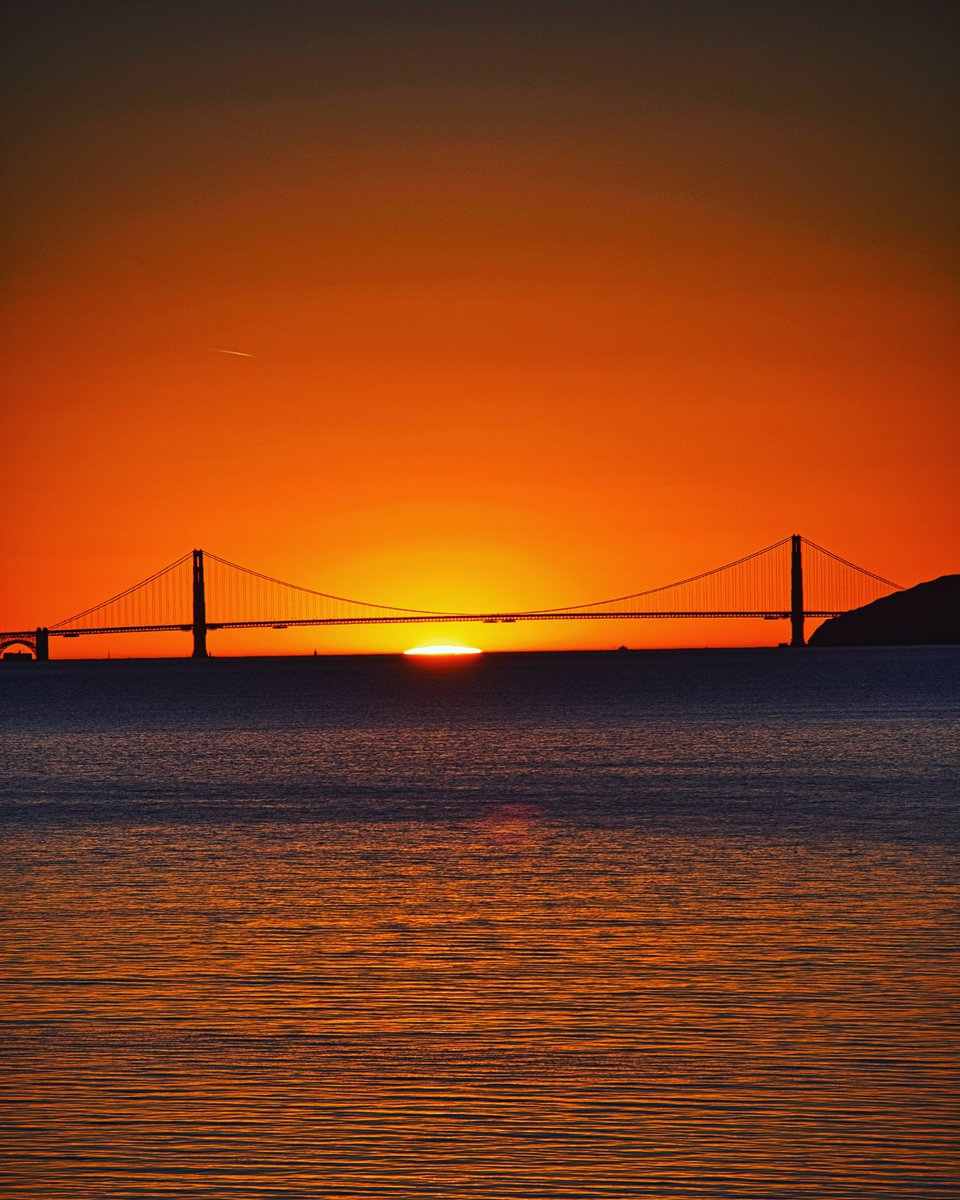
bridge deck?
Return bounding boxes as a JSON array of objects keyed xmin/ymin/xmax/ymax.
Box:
[{"xmin": 2, "ymin": 611, "xmax": 846, "ymax": 640}]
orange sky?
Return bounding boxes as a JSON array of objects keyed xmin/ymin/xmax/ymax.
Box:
[{"xmin": 2, "ymin": 2, "xmax": 957, "ymax": 656}]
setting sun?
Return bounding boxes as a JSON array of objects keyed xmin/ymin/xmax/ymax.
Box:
[{"xmin": 403, "ymin": 644, "xmax": 483, "ymax": 656}]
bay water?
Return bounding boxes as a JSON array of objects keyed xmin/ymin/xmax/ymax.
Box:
[{"xmin": 1, "ymin": 648, "xmax": 957, "ymax": 1198}]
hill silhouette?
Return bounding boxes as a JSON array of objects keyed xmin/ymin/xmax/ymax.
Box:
[{"xmin": 809, "ymin": 575, "xmax": 960, "ymax": 646}]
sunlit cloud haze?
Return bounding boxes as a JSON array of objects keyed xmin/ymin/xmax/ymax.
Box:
[{"xmin": 2, "ymin": 0, "xmax": 957, "ymax": 654}]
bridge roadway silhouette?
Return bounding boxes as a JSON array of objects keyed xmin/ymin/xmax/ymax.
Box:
[{"xmin": 1, "ymin": 535, "xmax": 902, "ymax": 660}]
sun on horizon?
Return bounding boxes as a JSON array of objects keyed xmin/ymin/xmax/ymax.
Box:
[{"xmin": 403, "ymin": 644, "xmax": 483, "ymax": 656}]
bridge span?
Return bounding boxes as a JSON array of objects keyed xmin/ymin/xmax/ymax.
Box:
[{"xmin": 1, "ymin": 535, "xmax": 901, "ymax": 660}]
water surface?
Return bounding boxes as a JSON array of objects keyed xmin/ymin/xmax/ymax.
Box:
[{"xmin": 2, "ymin": 648, "xmax": 957, "ymax": 1197}]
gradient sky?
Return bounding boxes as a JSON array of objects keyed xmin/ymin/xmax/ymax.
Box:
[{"xmin": 2, "ymin": 0, "xmax": 957, "ymax": 655}]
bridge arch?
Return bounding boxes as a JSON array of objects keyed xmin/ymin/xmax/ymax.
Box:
[{"xmin": 1, "ymin": 636, "xmax": 37, "ymax": 659}]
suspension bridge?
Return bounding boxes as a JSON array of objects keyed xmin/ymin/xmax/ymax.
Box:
[{"xmin": 1, "ymin": 535, "xmax": 902, "ymax": 660}]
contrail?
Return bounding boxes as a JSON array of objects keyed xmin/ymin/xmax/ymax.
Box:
[{"xmin": 213, "ymin": 348, "xmax": 254, "ymax": 357}]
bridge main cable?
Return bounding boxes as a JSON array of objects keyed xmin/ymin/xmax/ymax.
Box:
[
  {"xmin": 50, "ymin": 552, "xmax": 194, "ymax": 629},
  {"xmin": 202, "ymin": 550, "xmax": 472, "ymax": 619},
  {"xmin": 522, "ymin": 536, "xmax": 795, "ymax": 616}
]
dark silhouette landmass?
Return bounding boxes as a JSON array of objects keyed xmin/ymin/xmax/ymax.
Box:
[{"xmin": 809, "ymin": 575, "xmax": 960, "ymax": 646}]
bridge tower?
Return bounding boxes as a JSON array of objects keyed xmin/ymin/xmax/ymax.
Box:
[
  {"xmin": 790, "ymin": 534, "xmax": 805, "ymax": 647},
  {"xmin": 192, "ymin": 549, "xmax": 208, "ymax": 658},
  {"xmin": 35, "ymin": 627, "xmax": 49, "ymax": 661}
]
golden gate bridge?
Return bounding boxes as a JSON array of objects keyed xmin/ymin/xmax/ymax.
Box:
[{"xmin": 1, "ymin": 535, "xmax": 901, "ymax": 660}]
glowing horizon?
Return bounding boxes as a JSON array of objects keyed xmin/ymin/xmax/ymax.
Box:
[{"xmin": 403, "ymin": 645, "xmax": 483, "ymax": 656}]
